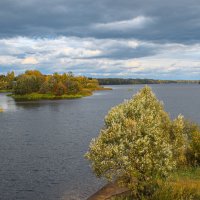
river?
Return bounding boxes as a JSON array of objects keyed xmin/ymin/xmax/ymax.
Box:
[{"xmin": 0, "ymin": 84, "xmax": 200, "ymax": 200}]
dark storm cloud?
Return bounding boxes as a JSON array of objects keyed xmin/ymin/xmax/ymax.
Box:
[
  {"xmin": 84, "ymin": 45, "xmax": 157, "ymax": 60},
  {"xmin": 0, "ymin": 0, "xmax": 200, "ymax": 79},
  {"xmin": 1, "ymin": 0, "xmax": 200, "ymax": 43}
]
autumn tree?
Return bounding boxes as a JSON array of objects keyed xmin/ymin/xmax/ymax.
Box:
[
  {"xmin": 14, "ymin": 71, "xmax": 44, "ymax": 95},
  {"xmin": 65, "ymin": 80, "xmax": 81, "ymax": 94},
  {"xmin": 14, "ymin": 75, "xmax": 37, "ymax": 94},
  {"xmin": 25, "ymin": 70, "xmax": 45, "ymax": 90},
  {"xmin": 0, "ymin": 75, "xmax": 7, "ymax": 90},
  {"xmin": 0, "ymin": 72, "xmax": 15, "ymax": 90},
  {"xmin": 6, "ymin": 71, "xmax": 15, "ymax": 89},
  {"xmin": 54, "ymin": 81, "xmax": 67, "ymax": 96}
]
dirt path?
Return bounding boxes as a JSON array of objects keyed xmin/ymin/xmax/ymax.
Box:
[{"xmin": 87, "ymin": 182, "xmax": 129, "ymax": 200}]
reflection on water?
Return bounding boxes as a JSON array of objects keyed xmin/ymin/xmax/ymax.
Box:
[
  {"xmin": 0, "ymin": 93, "xmax": 17, "ymax": 112},
  {"xmin": 0, "ymin": 84, "xmax": 200, "ymax": 200}
]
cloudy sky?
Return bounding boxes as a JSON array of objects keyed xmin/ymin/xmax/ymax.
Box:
[{"xmin": 0, "ymin": 0, "xmax": 200, "ymax": 79}]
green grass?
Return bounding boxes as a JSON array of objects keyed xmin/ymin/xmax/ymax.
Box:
[
  {"xmin": 0, "ymin": 89, "xmax": 12, "ymax": 93},
  {"xmin": 170, "ymin": 167, "xmax": 200, "ymax": 181},
  {"xmin": 10, "ymin": 93, "xmax": 84, "ymax": 101},
  {"xmin": 9, "ymin": 86, "xmax": 112, "ymax": 101}
]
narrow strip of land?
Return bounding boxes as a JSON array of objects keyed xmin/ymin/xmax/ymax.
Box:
[{"xmin": 87, "ymin": 182, "xmax": 129, "ymax": 200}]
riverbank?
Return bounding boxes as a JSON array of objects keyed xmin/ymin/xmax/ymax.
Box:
[
  {"xmin": 87, "ymin": 181, "xmax": 129, "ymax": 200},
  {"xmin": 9, "ymin": 93, "xmax": 83, "ymax": 101},
  {"xmin": 9, "ymin": 87, "xmax": 112, "ymax": 101},
  {"xmin": 0, "ymin": 89, "xmax": 12, "ymax": 93},
  {"xmin": 94, "ymin": 168, "xmax": 200, "ymax": 200}
]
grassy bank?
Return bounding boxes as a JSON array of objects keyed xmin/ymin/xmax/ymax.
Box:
[
  {"xmin": 0, "ymin": 89, "xmax": 12, "ymax": 93},
  {"xmin": 9, "ymin": 86, "xmax": 111, "ymax": 101},
  {"xmin": 110, "ymin": 168, "xmax": 200, "ymax": 200},
  {"xmin": 9, "ymin": 93, "xmax": 83, "ymax": 101}
]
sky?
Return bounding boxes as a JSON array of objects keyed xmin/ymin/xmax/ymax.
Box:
[{"xmin": 0, "ymin": 0, "xmax": 200, "ymax": 79}]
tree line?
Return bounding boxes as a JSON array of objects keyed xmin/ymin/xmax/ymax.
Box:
[
  {"xmin": 0, "ymin": 70, "xmax": 100, "ymax": 96},
  {"xmin": 0, "ymin": 71, "xmax": 15, "ymax": 91},
  {"xmin": 97, "ymin": 78, "xmax": 200, "ymax": 85}
]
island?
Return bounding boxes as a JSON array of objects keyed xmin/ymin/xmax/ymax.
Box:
[{"xmin": 0, "ymin": 70, "xmax": 111, "ymax": 101}]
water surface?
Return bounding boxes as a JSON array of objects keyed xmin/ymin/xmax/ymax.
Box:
[{"xmin": 0, "ymin": 84, "xmax": 200, "ymax": 200}]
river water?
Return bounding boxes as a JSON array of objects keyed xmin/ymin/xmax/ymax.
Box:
[{"xmin": 0, "ymin": 84, "xmax": 200, "ymax": 200}]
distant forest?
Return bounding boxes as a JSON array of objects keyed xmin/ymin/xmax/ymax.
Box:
[{"xmin": 97, "ymin": 78, "xmax": 200, "ymax": 85}]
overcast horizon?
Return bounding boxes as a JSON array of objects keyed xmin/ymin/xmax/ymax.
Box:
[{"xmin": 0, "ymin": 0, "xmax": 200, "ymax": 80}]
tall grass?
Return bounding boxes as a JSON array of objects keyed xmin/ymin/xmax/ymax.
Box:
[{"xmin": 110, "ymin": 168, "xmax": 200, "ymax": 200}]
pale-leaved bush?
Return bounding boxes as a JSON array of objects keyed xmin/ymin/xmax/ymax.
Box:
[{"xmin": 85, "ymin": 86, "xmax": 187, "ymax": 198}]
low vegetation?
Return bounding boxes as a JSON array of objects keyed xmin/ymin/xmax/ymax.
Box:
[
  {"xmin": 86, "ymin": 86, "xmax": 200, "ymax": 200},
  {"xmin": 0, "ymin": 70, "xmax": 109, "ymax": 100},
  {"xmin": 110, "ymin": 168, "xmax": 200, "ymax": 200}
]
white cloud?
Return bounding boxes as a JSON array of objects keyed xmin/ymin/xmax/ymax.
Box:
[
  {"xmin": 22, "ymin": 57, "xmax": 38, "ymax": 64},
  {"xmin": 127, "ymin": 40, "xmax": 140, "ymax": 48},
  {"xmin": 0, "ymin": 55, "xmax": 21, "ymax": 65},
  {"xmin": 126, "ymin": 60, "xmax": 141, "ymax": 67},
  {"xmin": 0, "ymin": 36, "xmax": 200, "ymax": 79},
  {"xmin": 93, "ymin": 16, "xmax": 155, "ymax": 30}
]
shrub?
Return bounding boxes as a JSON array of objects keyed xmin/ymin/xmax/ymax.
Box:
[
  {"xmin": 170, "ymin": 115, "xmax": 188, "ymax": 167},
  {"xmin": 184, "ymin": 121, "xmax": 200, "ymax": 166},
  {"xmin": 86, "ymin": 86, "xmax": 176, "ymax": 199}
]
